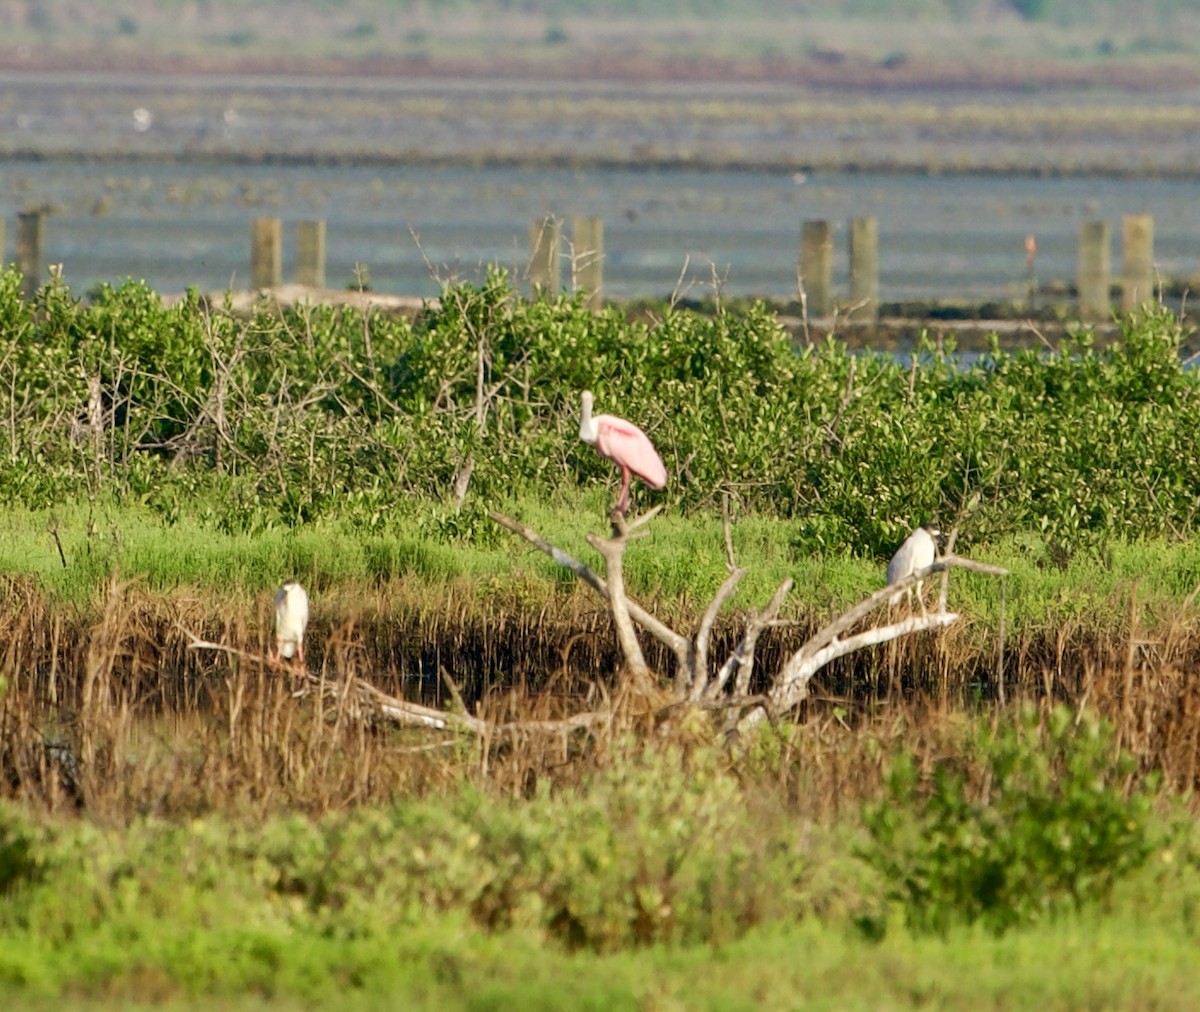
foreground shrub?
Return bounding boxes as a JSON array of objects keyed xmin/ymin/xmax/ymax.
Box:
[
  {"xmin": 1, "ymin": 746, "xmax": 830, "ymax": 955},
  {"xmin": 255, "ymin": 745, "xmax": 816, "ymax": 951},
  {"xmin": 860, "ymin": 705, "xmax": 1157, "ymax": 935}
]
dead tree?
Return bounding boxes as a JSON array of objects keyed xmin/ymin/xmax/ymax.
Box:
[
  {"xmin": 489, "ymin": 508, "xmax": 1007, "ymax": 738},
  {"xmin": 184, "ymin": 510, "xmax": 1005, "ymax": 745}
]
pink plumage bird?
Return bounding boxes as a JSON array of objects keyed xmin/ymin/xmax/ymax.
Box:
[{"xmin": 578, "ymin": 390, "xmax": 667, "ymax": 514}]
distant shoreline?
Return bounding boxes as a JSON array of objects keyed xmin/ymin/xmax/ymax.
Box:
[
  {"xmin": 3, "ymin": 45, "xmax": 1199, "ymax": 96},
  {"xmin": 4, "ymin": 147, "xmax": 1198, "ymax": 180},
  {"xmin": 3, "ymin": 67, "xmax": 1200, "ymax": 179}
]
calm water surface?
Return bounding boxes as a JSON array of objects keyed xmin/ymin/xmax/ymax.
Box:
[{"xmin": 1, "ymin": 158, "xmax": 1196, "ymax": 302}]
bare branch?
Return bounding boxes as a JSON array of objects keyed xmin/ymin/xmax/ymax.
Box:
[
  {"xmin": 586, "ymin": 529, "xmax": 650, "ymax": 678},
  {"xmin": 490, "ymin": 510, "xmax": 692, "ymax": 672},
  {"xmin": 709, "ymin": 577, "xmax": 794, "ymax": 703},
  {"xmin": 185, "ymin": 620, "xmax": 612, "ymax": 737},
  {"xmin": 659, "ymin": 693, "xmax": 771, "ymax": 720},
  {"xmin": 302, "ymin": 671, "xmax": 614, "ymax": 737},
  {"xmin": 801, "ymin": 553, "xmax": 1005, "ymax": 666},
  {"xmin": 689, "ymin": 567, "xmax": 746, "ymax": 700},
  {"xmin": 490, "ymin": 510, "xmax": 607, "ymax": 596},
  {"xmin": 489, "ymin": 510, "xmax": 1009, "ymax": 748},
  {"xmin": 721, "ymin": 494, "xmax": 736, "ymax": 570},
  {"xmin": 331, "ymin": 678, "xmax": 458, "ymax": 730},
  {"xmin": 735, "ymin": 610, "xmax": 961, "ymax": 734},
  {"xmin": 183, "ymin": 632, "xmax": 268, "ymax": 666}
]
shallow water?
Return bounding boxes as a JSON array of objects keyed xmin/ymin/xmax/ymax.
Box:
[{"xmin": 3, "ymin": 158, "xmax": 1196, "ymax": 303}]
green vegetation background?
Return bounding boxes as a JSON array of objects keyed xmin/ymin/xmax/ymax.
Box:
[
  {"xmin": 2, "ymin": 268, "xmax": 1200, "ymax": 1006},
  {"xmin": 3, "ymin": 266, "xmax": 1197, "ymax": 558}
]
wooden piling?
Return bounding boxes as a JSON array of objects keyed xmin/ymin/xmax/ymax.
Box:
[
  {"xmin": 848, "ymin": 217, "xmax": 879, "ymax": 322},
  {"xmin": 250, "ymin": 217, "xmax": 282, "ymax": 290},
  {"xmin": 1077, "ymin": 221, "xmax": 1111, "ymax": 322},
  {"xmin": 529, "ymin": 216, "xmax": 561, "ymax": 296},
  {"xmin": 1121, "ymin": 213, "xmax": 1154, "ymax": 313},
  {"xmin": 16, "ymin": 210, "xmax": 45, "ymax": 301},
  {"xmin": 295, "ymin": 220, "xmax": 326, "ymax": 289},
  {"xmin": 571, "ymin": 215, "xmax": 604, "ymax": 310},
  {"xmin": 800, "ymin": 220, "xmax": 833, "ymax": 317}
]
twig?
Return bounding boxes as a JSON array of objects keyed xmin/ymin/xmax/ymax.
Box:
[
  {"xmin": 181, "ymin": 629, "xmax": 268, "ymax": 666},
  {"xmin": 690, "ymin": 567, "xmax": 746, "ymax": 701},
  {"xmin": 48, "ymin": 521, "xmax": 68, "ymax": 569},
  {"xmin": 710, "ymin": 577, "xmax": 794, "ymax": 704}
]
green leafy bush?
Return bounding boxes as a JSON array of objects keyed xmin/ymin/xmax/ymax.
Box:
[
  {"xmin": 0, "ymin": 806, "xmax": 41, "ymax": 896},
  {"xmin": 0, "ymin": 266, "xmax": 1197, "ymax": 555},
  {"xmin": 0, "ymin": 746, "xmax": 816, "ymax": 954},
  {"xmin": 860, "ymin": 705, "xmax": 1157, "ymax": 935}
]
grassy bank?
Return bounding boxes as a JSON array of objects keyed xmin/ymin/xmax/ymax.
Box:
[
  {"xmin": 5, "ymin": 496, "xmax": 1200, "ymax": 696},
  {"xmin": 4, "ymin": 496, "xmax": 1200, "ymax": 827},
  {"xmin": 7, "ymin": 493, "xmax": 1200, "ymax": 628}
]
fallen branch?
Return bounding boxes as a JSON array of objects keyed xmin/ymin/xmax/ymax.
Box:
[{"xmin": 182, "ymin": 624, "xmax": 611, "ymax": 738}]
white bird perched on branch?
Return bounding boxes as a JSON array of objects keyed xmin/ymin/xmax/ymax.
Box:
[
  {"xmin": 886, "ymin": 526, "xmax": 939, "ymax": 611},
  {"xmin": 272, "ymin": 581, "xmax": 309, "ymax": 666}
]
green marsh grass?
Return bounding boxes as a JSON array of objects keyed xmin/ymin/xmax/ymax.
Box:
[{"xmin": 4, "ymin": 495, "xmax": 1198, "ymax": 637}]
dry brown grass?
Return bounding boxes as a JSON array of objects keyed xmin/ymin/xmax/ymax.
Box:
[{"xmin": 3, "ymin": 575, "xmax": 1199, "ymax": 823}]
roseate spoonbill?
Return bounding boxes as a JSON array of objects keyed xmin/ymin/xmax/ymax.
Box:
[
  {"xmin": 886, "ymin": 526, "xmax": 939, "ymax": 611},
  {"xmin": 578, "ymin": 390, "xmax": 667, "ymax": 514},
  {"xmin": 272, "ymin": 581, "xmax": 309, "ymax": 666}
]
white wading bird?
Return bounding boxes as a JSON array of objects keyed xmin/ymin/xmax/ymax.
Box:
[
  {"xmin": 886, "ymin": 526, "xmax": 940, "ymax": 613},
  {"xmin": 272, "ymin": 581, "xmax": 309, "ymax": 666}
]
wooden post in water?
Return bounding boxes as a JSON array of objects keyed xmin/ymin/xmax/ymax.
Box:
[
  {"xmin": 1077, "ymin": 221, "xmax": 1111, "ymax": 322},
  {"xmin": 571, "ymin": 215, "xmax": 604, "ymax": 311},
  {"xmin": 848, "ymin": 217, "xmax": 879, "ymax": 322},
  {"xmin": 295, "ymin": 220, "xmax": 326, "ymax": 288},
  {"xmin": 799, "ymin": 220, "xmax": 833, "ymax": 317},
  {"xmin": 1121, "ymin": 213, "xmax": 1154, "ymax": 313},
  {"xmin": 250, "ymin": 217, "xmax": 282, "ymax": 289},
  {"xmin": 528, "ymin": 216, "xmax": 561, "ymax": 296},
  {"xmin": 16, "ymin": 210, "xmax": 45, "ymax": 301}
]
